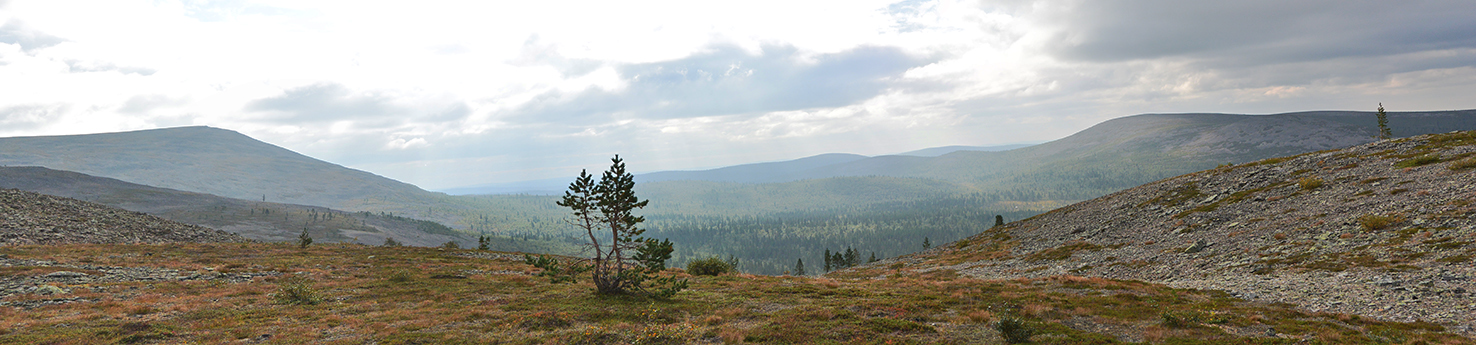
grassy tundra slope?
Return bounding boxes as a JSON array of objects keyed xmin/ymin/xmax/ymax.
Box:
[{"xmin": 0, "ymin": 243, "xmax": 1469, "ymax": 344}]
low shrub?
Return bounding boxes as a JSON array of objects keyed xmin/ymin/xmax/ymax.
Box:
[
  {"xmin": 1358, "ymin": 214, "xmax": 1402, "ymax": 231},
  {"xmin": 996, "ymin": 317, "xmax": 1033, "ymax": 344},
  {"xmin": 1449, "ymin": 158, "xmax": 1476, "ymax": 171},
  {"xmin": 1297, "ymin": 177, "xmax": 1324, "ymax": 190},
  {"xmin": 297, "ymin": 229, "xmax": 312, "ymax": 249},
  {"xmin": 273, "ymin": 275, "xmax": 323, "ymax": 305},
  {"xmin": 387, "ymin": 270, "xmax": 414, "ymax": 283},
  {"xmin": 687, "ymin": 256, "xmax": 735, "ymax": 276},
  {"xmin": 1395, "ymin": 154, "xmax": 1441, "ymax": 168},
  {"xmin": 1162, "ymin": 311, "xmax": 1196, "ymax": 328}
]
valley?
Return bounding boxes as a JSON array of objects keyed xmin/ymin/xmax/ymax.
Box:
[
  {"xmin": 3, "ymin": 110, "xmax": 1476, "ymax": 274},
  {"xmin": 2, "ymin": 114, "xmax": 1476, "ymax": 343}
]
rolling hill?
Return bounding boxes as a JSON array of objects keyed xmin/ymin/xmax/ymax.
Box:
[
  {"xmin": 0, "ymin": 166, "xmax": 480, "ymax": 247},
  {"xmin": 892, "ymin": 143, "xmax": 1035, "ymax": 157},
  {"xmin": 719, "ymin": 110, "xmax": 1476, "ymax": 196},
  {"xmin": 4, "ymin": 110, "xmax": 1474, "ymax": 272},
  {"xmin": 460, "ymin": 110, "xmax": 1476, "ymax": 274},
  {"xmin": 0, "ymin": 126, "xmax": 434, "ymax": 212},
  {"xmin": 855, "ymin": 130, "xmax": 1476, "ymax": 335}
]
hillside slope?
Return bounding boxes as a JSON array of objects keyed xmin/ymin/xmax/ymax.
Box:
[
  {"xmin": 864, "ymin": 130, "xmax": 1476, "ymax": 335},
  {"xmin": 0, "ymin": 189, "xmax": 247, "ymax": 245},
  {"xmin": 806, "ymin": 110, "xmax": 1476, "ymax": 197},
  {"xmin": 0, "ymin": 126, "xmax": 434, "ymax": 211},
  {"xmin": 0, "ymin": 166, "xmax": 483, "ymax": 247},
  {"xmin": 5, "ymin": 243, "xmax": 1472, "ymax": 343}
]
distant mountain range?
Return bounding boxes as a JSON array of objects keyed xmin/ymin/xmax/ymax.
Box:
[
  {"xmin": 446, "ymin": 110, "xmax": 1476, "ymax": 197},
  {"xmin": 891, "ymin": 143, "xmax": 1036, "ymax": 157},
  {"xmin": 2, "ymin": 109, "xmax": 1474, "ymax": 262},
  {"xmin": 440, "ymin": 144, "xmax": 1035, "ymax": 195},
  {"xmin": 650, "ymin": 110, "xmax": 1476, "ymax": 196}
]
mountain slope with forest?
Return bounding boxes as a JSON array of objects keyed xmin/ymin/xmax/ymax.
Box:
[
  {"xmin": 856, "ymin": 130, "xmax": 1476, "ymax": 335},
  {"xmin": 460, "ymin": 110, "xmax": 1476, "ymax": 274}
]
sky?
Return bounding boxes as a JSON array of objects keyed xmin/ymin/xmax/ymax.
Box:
[{"xmin": 3, "ymin": 0, "xmax": 1475, "ymax": 190}]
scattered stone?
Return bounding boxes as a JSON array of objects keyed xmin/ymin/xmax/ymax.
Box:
[
  {"xmin": 0, "ymin": 189, "xmax": 250, "ymax": 245},
  {"xmin": 899, "ymin": 132, "xmax": 1476, "ymax": 336}
]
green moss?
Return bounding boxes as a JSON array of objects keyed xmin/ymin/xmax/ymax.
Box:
[
  {"xmin": 1395, "ymin": 154, "xmax": 1442, "ymax": 168},
  {"xmin": 1449, "ymin": 157, "xmax": 1476, "ymax": 171},
  {"xmin": 1026, "ymin": 241, "xmax": 1103, "ymax": 261}
]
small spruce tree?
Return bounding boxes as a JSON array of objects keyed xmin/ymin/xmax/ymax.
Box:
[
  {"xmin": 823, "ymin": 249, "xmax": 833, "ymax": 272},
  {"xmin": 923, "ymin": 237, "xmax": 932, "ymax": 249},
  {"xmin": 297, "ymin": 228, "xmax": 312, "ymax": 249},
  {"xmin": 794, "ymin": 258, "xmax": 805, "ymax": 276},
  {"xmin": 1376, "ymin": 103, "xmax": 1392, "ymax": 139},
  {"xmin": 995, "ymin": 215, "xmax": 1005, "ymax": 227}
]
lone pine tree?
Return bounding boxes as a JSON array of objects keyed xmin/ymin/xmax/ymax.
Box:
[{"xmin": 530, "ymin": 155, "xmax": 686, "ymax": 298}]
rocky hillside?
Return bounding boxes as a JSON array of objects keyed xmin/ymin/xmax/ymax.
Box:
[
  {"xmin": 0, "ymin": 166, "xmax": 480, "ymax": 247},
  {"xmin": 861, "ymin": 130, "xmax": 1476, "ymax": 335},
  {"xmin": 0, "ymin": 189, "xmax": 248, "ymax": 245}
]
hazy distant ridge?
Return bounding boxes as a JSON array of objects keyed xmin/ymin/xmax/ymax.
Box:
[{"xmin": 0, "ymin": 126, "xmax": 435, "ymax": 211}]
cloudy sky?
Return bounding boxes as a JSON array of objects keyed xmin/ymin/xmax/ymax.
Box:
[{"xmin": 3, "ymin": 0, "xmax": 1475, "ymax": 190}]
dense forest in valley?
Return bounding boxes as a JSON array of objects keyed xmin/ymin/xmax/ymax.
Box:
[{"xmin": 444, "ymin": 176, "xmax": 1065, "ymax": 275}]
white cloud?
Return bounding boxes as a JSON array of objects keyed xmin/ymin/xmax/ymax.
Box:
[{"xmin": 0, "ymin": 0, "xmax": 1473, "ymax": 189}]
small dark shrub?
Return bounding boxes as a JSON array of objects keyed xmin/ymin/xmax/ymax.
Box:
[
  {"xmin": 996, "ymin": 317, "xmax": 1033, "ymax": 344},
  {"xmin": 297, "ymin": 229, "xmax": 312, "ymax": 249},
  {"xmin": 382, "ymin": 237, "xmax": 401, "ymax": 247},
  {"xmin": 687, "ymin": 256, "xmax": 734, "ymax": 276},
  {"xmin": 1162, "ymin": 311, "xmax": 1199, "ymax": 328},
  {"xmin": 273, "ymin": 275, "xmax": 323, "ymax": 305},
  {"xmin": 387, "ymin": 270, "xmax": 413, "ymax": 283},
  {"xmin": 441, "ymin": 241, "xmax": 460, "ymax": 249}
]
